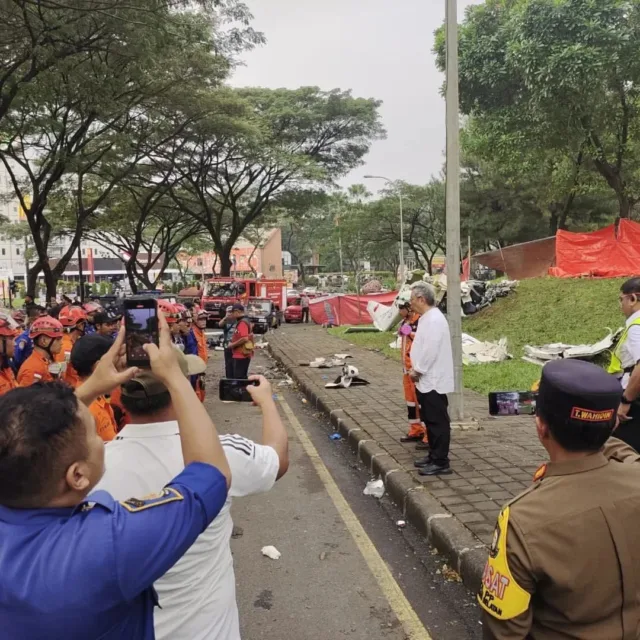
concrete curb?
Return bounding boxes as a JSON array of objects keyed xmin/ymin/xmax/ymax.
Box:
[{"xmin": 269, "ymin": 343, "xmax": 486, "ymax": 592}]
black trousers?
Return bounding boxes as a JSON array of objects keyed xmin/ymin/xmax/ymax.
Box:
[
  {"xmin": 614, "ymin": 403, "xmax": 640, "ymax": 452},
  {"xmin": 416, "ymin": 390, "xmax": 451, "ymax": 466},
  {"xmin": 232, "ymin": 357, "xmax": 251, "ymax": 380},
  {"xmin": 302, "ymin": 308, "xmax": 310, "ymax": 323},
  {"xmin": 223, "ymin": 348, "xmax": 234, "ymax": 379}
]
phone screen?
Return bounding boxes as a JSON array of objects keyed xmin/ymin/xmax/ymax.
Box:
[
  {"xmin": 219, "ymin": 378, "xmax": 258, "ymax": 403},
  {"xmin": 488, "ymin": 391, "xmax": 537, "ymax": 416},
  {"xmin": 124, "ymin": 299, "xmax": 159, "ymax": 366}
]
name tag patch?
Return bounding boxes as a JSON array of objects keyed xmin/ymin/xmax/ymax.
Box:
[{"xmin": 120, "ymin": 487, "xmax": 184, "ymax": 512}]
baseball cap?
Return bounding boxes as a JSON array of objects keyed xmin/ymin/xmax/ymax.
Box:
[
  {"xmin": 231, "ymin": 303, "xmax": 245, "ymax": 312},
  {"xmin": 94, "ymin": 310, "xmax": 121, "ymax": 324},
  {"xmin": 71, "ymin": 334, "xmax": 114, "ymax": 374},
  {"xmin": 121, "ymin": 347, "xmax": 206, "ymax": 399},
  {"xmin": 537, "ymin": 359, "xmax": 621, "ymax": 429}
]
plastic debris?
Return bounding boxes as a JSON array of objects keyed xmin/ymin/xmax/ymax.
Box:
[
  {"xmin": 255, "ymin": 342, "xmax": 268, "ymax": 349},
  {"xmin": 396, "ymin": 520, "xmax": 406, "ymax": 528},
  {"xmin": 261, "ymin": 545, "xmax": 281, "ymax": 560},
  {"xmin": 329, "ymin": 433, "xmax": 342, "ymax": 441},
  {"xmin": 363, "ymin": 478, "xmax": 385, "ymax": 498},
  {"xmin": 319, "ymin": 551, "xmax": 328, "ymax": 560},
  {"xmin": 302, "ymin": 398, "xmax": 308, "ymax": 404},
  {"xmin": 326, "ymin": 364, "xmax": 370, "ymax": 389}
]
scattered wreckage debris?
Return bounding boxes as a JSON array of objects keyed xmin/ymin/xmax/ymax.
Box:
[
  {"xmin": 325, "ymin": 365, "xmax": 370, "ymax": 389},
  {"xmin": 462, "ymin": 333, "xmax": 511, "ymax": 364},
  {"xmin": 299, "ymin": 354, "xmax": 353, "ymax": 368},
  {"xmin": 522, "ymin": 329, "xmax": 622, "ymax": 366}
]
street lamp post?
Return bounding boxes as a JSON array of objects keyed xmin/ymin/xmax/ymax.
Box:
[
  {"xmin": 445, "ymin": 0, "xmax": 464, "ymax": 421},
  {"xmin": 363, "ymin": 175, "xmax": 405, "ymax": 282}
]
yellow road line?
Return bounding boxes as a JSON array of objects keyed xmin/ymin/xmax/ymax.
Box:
[{"xmin": 277, "ymin": 394, "xmax": 432, "ymax": 640}]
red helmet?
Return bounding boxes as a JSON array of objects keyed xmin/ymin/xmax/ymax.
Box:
[
  {"xmin": 83, "ymin": 302, "xmax": 103, "ymax": 314},
  {"xmin": 59, "ymin": 305, "xmax": 88, "ymax": 329},
  {"xmin": 0, "ymin": 312, "xmax": 20, "ymax": 338},
  {"xmin": 29, "ymin": 316, "xmax": 64, "ymax": 340},
  {"xmin": 157, "ymin": 299, "xmax": 179, "ymax": 324}
]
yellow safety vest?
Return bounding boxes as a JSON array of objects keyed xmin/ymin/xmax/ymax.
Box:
[{"xmin": 608, "ymin": 317, "xmax": 640, "ymax": 376}]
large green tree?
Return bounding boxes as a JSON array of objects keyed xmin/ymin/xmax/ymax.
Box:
[
  {"xmin": 168, "ymin": 87, "xmax": 385, "ymax": 275},
  {"xmin": 436, "ymin": 0, "xmax": 640, "ymax": 218}
]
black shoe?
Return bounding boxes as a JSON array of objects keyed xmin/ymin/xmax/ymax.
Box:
[
  {"xmin": 415, "ymin": 441, "xmax": 430, "ymax": 451},
  {"xmin": 414, "ymin": 455, "xmax": 432, "ymax": 468},
  {"xmin": 401, "ymin": 435, "xmax": 423, "ymax": 443},
  {"xmin": 418, "ymin": 463, "xmax": 452, "ymax": 476}
]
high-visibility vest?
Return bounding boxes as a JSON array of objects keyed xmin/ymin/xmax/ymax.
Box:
[{"xmin": 607, "ymin": 316, "xmax": 640, "ymax": 376}]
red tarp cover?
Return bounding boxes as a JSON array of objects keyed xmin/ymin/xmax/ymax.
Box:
[
  {"xmin": 309, "ymin": 292, "xmax": 398, "ymax": 326},
  {"xmin": 549, "ymin": 220, "xmax": 640, "ymax": 278}
]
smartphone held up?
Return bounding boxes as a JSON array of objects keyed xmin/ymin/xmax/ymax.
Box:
[
  {"xmin": 219, "ymin": 378, "xmax": 259, "ymax": 403},
  {"xmin": 488, "ymin": 391, "xmax": 537, "ymax": 416},
  {"xmin": 124, "ymin": 298, "xmax": 159, "ymax": 367}
]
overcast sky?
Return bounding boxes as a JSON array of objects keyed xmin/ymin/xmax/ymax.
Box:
[{"xmin": 231, "ymin": 0, "xmax": 483, "ymax": 190}]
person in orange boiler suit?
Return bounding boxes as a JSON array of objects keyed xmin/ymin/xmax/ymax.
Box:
[{"xmin": 56, "ymin": 305, "xmax": 88, "ymax": 388}]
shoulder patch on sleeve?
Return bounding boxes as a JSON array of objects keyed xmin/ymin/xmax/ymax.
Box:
[
  {"xmin": 120, "ymin": 487, "xmax": 184, "ymax": 513},
  {"xmin": 478, "ymin": 506, "xmax": 531, "ymax": 620},
  {"xmin": 17, "ymin": 340, "xmax": 26, "ymax": 349}
]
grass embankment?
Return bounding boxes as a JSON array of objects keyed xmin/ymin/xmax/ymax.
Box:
[{"xmin": 328, "ymin": 278, "xmax": 625, "ymax": 394}]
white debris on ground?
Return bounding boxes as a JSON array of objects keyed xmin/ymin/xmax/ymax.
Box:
[
  {"xmin": 389, "ymin": 336, "xmax": 402, "ymax": 349},
  {"xmin": 363, "ymin": 479, "xmax": 385, "ymax": 498},
  {"xmin": 522, "ymin": 329, "xmax": 622, "ymax": 365},
  {"xmin": 261, "ymin": 546, "xmax": 282, "ymax": 560},
  {"xmin": 462, "ymin": 333, "xmax": 511, "ymax": 364}
]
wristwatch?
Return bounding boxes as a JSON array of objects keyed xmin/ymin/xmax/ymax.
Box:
[{"xmin": 621, "ymin": 394, "xmax": 633, "ymax": 406}]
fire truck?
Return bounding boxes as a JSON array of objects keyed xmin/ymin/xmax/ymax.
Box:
[{"xmin": 201, "ymin": 277, "xmax": 287, "ymax": 326}]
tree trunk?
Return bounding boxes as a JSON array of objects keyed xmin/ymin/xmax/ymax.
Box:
[
  {"xmin": 219, "ymin": 250, "xmax": 232, "ymax": 277},
  {"xmin": 41, "ymin": 263, "xmax": 57, "ymax": 301},
  {"xmin": 125, "ymin": 261, "xmax": 138, "ymax": 294},
  {"xmin": 26, "ymin": 261, "xmax": 42, "ymax": 299}
]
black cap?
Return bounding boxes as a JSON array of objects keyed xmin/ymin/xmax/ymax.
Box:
[
  {"xmin": 71, "ymin": 334, "xmax": 114, "ymax": 376},
  {"xmin": 231, "ymin": 303, "xmax": 245, "ymax": 312},
  {"xmin": 94, "ymin": 310, "xmax": 121, "ymax": 325},
  {"xmin": 538, "ymin": 360, "xmax": 621, "ymax": 429}
]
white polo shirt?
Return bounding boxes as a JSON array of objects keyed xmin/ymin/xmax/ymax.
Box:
[
  {"xmin": 410, "ymin": 307, "xmax": 454, "ymax": 395},
  {"xmin": 94, "ymin": 422, "xmax": 280, "ymax": 640}
]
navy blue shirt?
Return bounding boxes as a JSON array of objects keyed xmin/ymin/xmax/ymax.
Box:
[
  {"xmin": 0, "ymin": 462, "xmax": 227, "ymax": 639},
  {"xmin": 13, "ymin": 329, "xmax": 33, "ymax": 372}
]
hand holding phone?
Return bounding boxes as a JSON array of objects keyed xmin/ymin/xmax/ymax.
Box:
[
  {"xmin": 124, "ymin": 298, "xmax": 159, "ymax": 367},
  {"xmin": 219, "ymin": 378, "xmax": 259, "ymax": 402}
]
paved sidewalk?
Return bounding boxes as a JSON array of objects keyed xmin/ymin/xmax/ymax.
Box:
[{"xmin": 268, "ymin": 325, "xmax": 545, "ymax": 587}]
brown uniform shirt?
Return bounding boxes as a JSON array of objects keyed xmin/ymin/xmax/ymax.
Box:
[{"xmin": 481, "ymin": 438, "xmax": 640, "ymax": 640}]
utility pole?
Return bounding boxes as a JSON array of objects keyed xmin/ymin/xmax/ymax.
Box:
[{"xmin": 445, "ymin": 0, "xmax": 464, "ymax": 421}]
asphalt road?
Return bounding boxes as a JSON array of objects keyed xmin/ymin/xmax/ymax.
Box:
[{"xmin": 204, "ymin": 346, "xmax": 482, "ymax": 640}]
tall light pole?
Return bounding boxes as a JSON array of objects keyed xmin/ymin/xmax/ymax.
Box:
[
  {"xmin": 364, "ymin": 175, "xmax": 405, "ymax": 282},
  {"xmin": 445, "ymin": 0, "xmax": 464, "ymax": 421}
]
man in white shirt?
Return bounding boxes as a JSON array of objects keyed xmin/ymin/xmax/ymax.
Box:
[
  {"xmin": 96, "ymin": 363, "xmax": 289, "ymax": 640},
  {"xmin": 408, "ymin": 282, "xmax": 454, "ymax": 476},
  {"xmin": 611, "ymin": 277, "xmax": 640, "ymax": 451}
]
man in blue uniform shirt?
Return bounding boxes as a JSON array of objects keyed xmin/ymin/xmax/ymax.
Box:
[
  {"xmin": 0, "ymin": 313, "xmax": 231, "ymax": 640},
  {"xmin": 13, "ymin": 304, "xmax": 46, "ymax": 372}
]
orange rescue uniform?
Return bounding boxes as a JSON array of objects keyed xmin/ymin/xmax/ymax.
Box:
[
  {"xmin": 55, "ymin": 333, "xmax": 81, "ymax": 388},
  {"xmin": 0, "ymin": 366, "xmax": 17, "ymax": 396},
  {"xmin": 108, "ymin": 385, "xmax": 130, "ymax": 432},
  {"xmin": 401, "ymin": 312, "xmax": 426, "ymax": 440},
  {"xmin": 17, "ymin": 351, "xmax": 55, "ymax": 386},
  {"xmin": 90, "ymin": 395, "xmax": 118, "ymax": 442}
]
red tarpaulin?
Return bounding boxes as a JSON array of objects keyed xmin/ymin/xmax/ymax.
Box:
[
  {"xmin": 549, "ymin": 220, "xmax": 640, "ymax": 278},
  {"xmin": 309, "ymin": 292, "xmax": 398, "ymax": 326}
]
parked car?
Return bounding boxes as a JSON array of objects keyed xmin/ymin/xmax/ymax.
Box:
[
  {"xmin": 247, "ymin": 297, "xmax": 279, "ymax": 334},
  {"xmin": 284, "ymin": 296, "xmax": 303, "ymax": 323}
]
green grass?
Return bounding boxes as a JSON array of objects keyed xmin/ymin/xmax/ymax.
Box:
[{"xmin": 329, "ymin": 277, "xmax": 626, "ymax": 394}]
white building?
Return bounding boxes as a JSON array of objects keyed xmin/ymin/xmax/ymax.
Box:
[{"xmin": 0, "ymin": 162, "xmax": 119, "ymax": 281}]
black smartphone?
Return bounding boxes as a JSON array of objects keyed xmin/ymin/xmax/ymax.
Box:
[
  {"xmin": 124, "ymin": 298, "xmax": 159, "ymax": 367},
  {"xmin": 488, "ymin": 391, "xmax": 537, "ymax": 416},
  {"xmin": 219, "ymin": 378, "xmax": 259, "ymax": 402}
]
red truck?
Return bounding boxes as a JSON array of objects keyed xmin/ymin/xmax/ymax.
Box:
[{"xmin": 201, "ymin": 277, "xmax": 287, "ymax": 326}]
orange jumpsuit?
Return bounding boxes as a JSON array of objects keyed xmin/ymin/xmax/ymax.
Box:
[
  {"xmin": 401, "ymin": 313, "xmax": 426, "ymax": 440},
  {"xmin": 90, "ymin": 395, "xmax": 118, "ymax": 442},
  {"xmin": 17, "ymin": 351, "xmax": 55, "ymax": 386},
  {"xmin": 193, "ymin": 326, "xmax": 208, "ymax": 402},
  {"xmin": 55, "ymin": 333, "xmax": 81, "ymax": 388},
  {"xmin": 108, "ymin": 385, "xmax": 130, "ymax": 432},
  {"xmin": 0, "ymin": 365, "xmax": 17, "ymax": 396}
]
